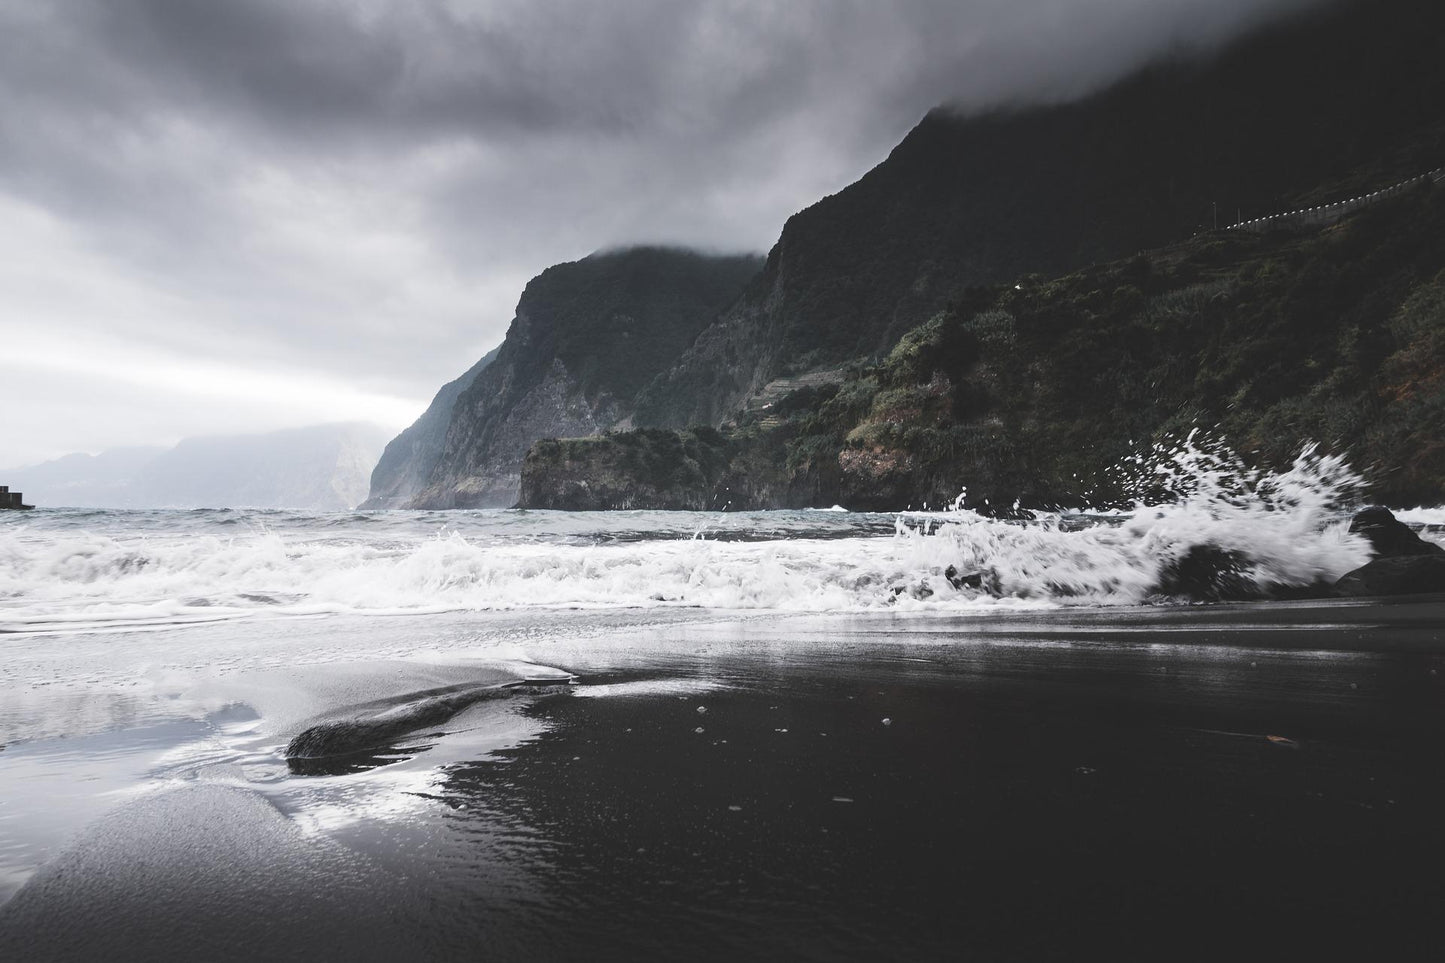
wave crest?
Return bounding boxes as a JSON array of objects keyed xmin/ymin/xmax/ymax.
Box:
[{"xmin": 0, "ymin": 440, "xmax": 1425, "ymax": 632}]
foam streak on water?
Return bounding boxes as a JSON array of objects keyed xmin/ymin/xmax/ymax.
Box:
[{"xmin": 0, "ymin": 443, "xmax": 1438, "ymax": 633}]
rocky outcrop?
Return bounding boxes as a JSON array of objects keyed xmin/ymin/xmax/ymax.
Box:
[
  {"xmin": 1154, "ymin": 546, "xmax": 1259, "ymax": 603},
  {"xmin": 407, "ymin": 248, "xmax": 762, "ymax": 509},
  {"xmin": 0, "ymin": 485, "xmax": 33, "ymax": 510},
  {"xmin": 1334, "ymin": 507, "xmax": 1445, "ymax": 597},
  {"xmin": 1347, "ymin": 506, "xmax": 1445, "ymax": 558},
  {"xmin": 417, "ymin": 355, "xmax": 629, "ymax": 508},
  {"xmin": 1334, "ymin": 556, "xmax": 1445, "ymax": 597},
  {"xmin": 360, "ymin": 347, "xmax": 498, "ymax": 509}
]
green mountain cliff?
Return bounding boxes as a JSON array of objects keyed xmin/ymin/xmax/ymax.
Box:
[
  {"xmin": 522, "ymin": 179, "xmax": 1445, "ymax": 511},
  {"xmin": 393, "ymin": 0, "xmax": 1445, "ymax": 513},
  {"xmin": 523, "ymin": 176, "xmax": 1445, "ymax": 512}
]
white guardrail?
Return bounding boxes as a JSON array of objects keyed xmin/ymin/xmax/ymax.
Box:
[{"xmin": 1228, "ymin": 166, "xmax": 1445, "ymax": 233}]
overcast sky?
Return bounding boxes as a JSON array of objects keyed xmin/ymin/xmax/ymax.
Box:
[{"xmin": 0, "ymin": 0, "xmax": 1323, "ymax": 466}]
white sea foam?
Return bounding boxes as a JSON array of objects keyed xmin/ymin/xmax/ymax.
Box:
[
  {"xmin": 895, "ymin": 438, "xmax": 1374, "ymax": 603},
  {"xmin": 1392, "ymin": 506, "xmax": 1445, "ymax": 533},
  {"xmin": 0, "ymin": 440, "xmax": 1426, "ymax": 632}
]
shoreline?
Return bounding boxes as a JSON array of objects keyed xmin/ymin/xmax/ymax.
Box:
[{"xmin": 4, "ymin": 598, "xmax": 1445, "ymax": 958}]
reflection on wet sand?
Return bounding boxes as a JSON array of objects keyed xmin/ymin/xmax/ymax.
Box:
[{"xmin": 3, "ymin": 601, "xmax": 1445, "ymax": 960}]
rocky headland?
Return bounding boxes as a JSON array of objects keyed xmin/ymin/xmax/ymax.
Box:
[
  {"xmin": 360, "ymin": 347, "xmax": 500, "ymax": 510},
  {"xmin": 397, "ymin": 248, "xmax": 761, "ymax": 509},
  {"xmin": 373, "ymin": 0, "xmax": 1445, "ymax": 519}
]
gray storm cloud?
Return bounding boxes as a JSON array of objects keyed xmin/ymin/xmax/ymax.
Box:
[{"xmin": 0, "ymin": 0, "xmax": 1325, "ymax": 465}]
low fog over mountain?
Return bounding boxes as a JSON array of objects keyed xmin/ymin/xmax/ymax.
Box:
[{"xmin": 4, "ymin": 423, "xmax": 388, "ymax": 510}]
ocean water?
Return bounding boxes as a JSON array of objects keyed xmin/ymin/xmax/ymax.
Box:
[
  {"xmin": 3, "ymin": 446, "xmax": 1445, "ymax": 958},
  {"xmin": 5, "ymin": 443, "xmax": 1431, "ymax": 636}
]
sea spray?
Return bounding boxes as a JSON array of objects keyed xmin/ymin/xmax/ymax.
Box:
[
  {"xmin": 895, "ymin": 436, "xmax": 1372, "ymax": 602},
  {"xmin": 0, "ymin": 441, "xmax": 1428, "ymax": 631}
]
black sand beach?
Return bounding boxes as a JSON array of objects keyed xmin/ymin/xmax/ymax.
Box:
[
  {"xmin": 8, "ymin": 0, "xmax": 1445, "ymax": 958},
  {"xmin": 4, "ymin": 599, "xmax": 1444, "ymax": 960}
]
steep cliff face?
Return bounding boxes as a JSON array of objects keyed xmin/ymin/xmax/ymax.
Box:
[
  {"xmin": 408, "ymin": 247, "xmax": 762, "ymax": 508},
  {"xmin": 361, "ymin": 347, "xmax": 499, "ymax": 509},
  {"xmin": 519, "ymin": 430, "xmax": 736, "ymax": 511},
  {"xmin": 522, "ymin": 180, "xmax": 1445, "ymax": 512},
  {"xmin": 633, "ymin": 0, "xmax": 1445, "ymax": 429}
]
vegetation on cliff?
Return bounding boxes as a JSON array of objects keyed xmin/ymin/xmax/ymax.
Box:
[
  {"xmin": 520, "ymin": 429, "xmax": 734, "ymax": 511},
  {"xmin": 522, "ymin": 181, "xmax": 1445, "ymax": 511}
]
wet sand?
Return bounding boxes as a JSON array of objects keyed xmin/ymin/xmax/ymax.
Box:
[{"xmin": 3, "ymin": 599, "xmax": 1445, "ymax": 960}]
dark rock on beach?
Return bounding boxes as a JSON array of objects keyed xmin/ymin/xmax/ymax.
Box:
[
  {"xmin": 1334, "ymin": 556, "xmax": 1445, "ymax": 598},
  {"xmin": 943, "ymin": 565, "xmax": 984, "ymax": 591},
  {"xmin": 1150, "ymin": 544, "xmax": 1336, "ymax": 602},
  {"xmin": 1146, "ymin": 545, "xmax": 1335, "ymax": 603},
  {"xmin": 1334, "ymin": 508, "xmax": 1445, "ymax": 597},
  {"xmin": 1348, "ymin": 506, "xmax": 1445, "ymax": 558},
  {"xmin": 1154, "ymin": 545, "xmax": 1259, "ymax": 602},
  {"xmin": 286, "ymin": 677, "xmax": 574, "ymax": 772}
]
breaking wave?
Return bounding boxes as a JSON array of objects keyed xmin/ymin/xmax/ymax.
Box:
[{"xmin": 0, "ymin": 441, "xmax": 1436, "ymax": 633}]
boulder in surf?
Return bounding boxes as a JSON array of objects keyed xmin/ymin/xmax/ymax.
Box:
[
  {"xmin": 286, "ymin": 675, "xmax": 574, "ymax": 767},
  {"xmin": 1348, "ymin": 507, "xmax": 1444, "ymax": 559},
  {"xmin": 1332, "ymin": 508, "xmax": 1445, "ymax": 597},
  {"xmin": 1333, "ymin": 555, "xmax": 1445, "ymax": 598}
]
